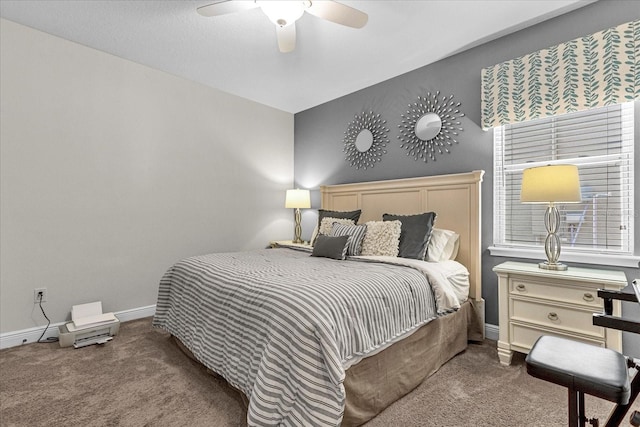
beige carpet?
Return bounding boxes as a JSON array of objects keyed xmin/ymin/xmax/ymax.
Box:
[{"xmin": 0, "ymin": 318, "xmax": 636, "ymax": 426}]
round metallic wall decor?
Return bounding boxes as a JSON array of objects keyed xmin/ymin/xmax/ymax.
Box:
[
  {"xmin": 398, "ymin": 91, "xmax": 464, "ymax": 162},
  {"xmin": 343, "ymin": 111, "xmax": 390, "ymax": 170}
]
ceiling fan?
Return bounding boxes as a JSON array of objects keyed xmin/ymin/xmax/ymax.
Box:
[{"xmin": 197, "ymin": 1, "xmax": 368, "ymax": 53}]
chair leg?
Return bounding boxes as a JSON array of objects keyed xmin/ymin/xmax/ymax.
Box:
[
  {"xmin": 578, "ymin": 392, "xmax": 586, "ymax": 427},
  {"xmin": 569, "ymin": 388, "xmax": 578, "ymax": 427}
]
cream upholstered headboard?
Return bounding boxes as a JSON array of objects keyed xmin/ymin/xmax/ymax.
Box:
[{"xmin": 320, "ymin": 170, "xmax": 485, "ymax": 309}]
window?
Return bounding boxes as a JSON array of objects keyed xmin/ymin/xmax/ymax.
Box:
[{"xmin": 491, "ymin": 102, "xmax": 635, "ymax": 266}]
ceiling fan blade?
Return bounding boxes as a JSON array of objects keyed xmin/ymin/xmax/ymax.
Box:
[
  {"xmin": 197, "ymin": 1, "xmax": 258, "ymax": 17},
  {"xmin": 306, "ymin": 1, "xmax": 368, "ymax": 28},
  {"xmin": 276, "ymin": 24, "xmax": 296, "ymax": 53}
]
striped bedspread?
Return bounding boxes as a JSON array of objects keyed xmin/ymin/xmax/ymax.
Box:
[{"xmin": 152, "ymin": 247, "xmax": 460, "ymax": 426}]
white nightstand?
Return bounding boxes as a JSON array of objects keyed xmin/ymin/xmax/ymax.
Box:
[{"xmin": 493, "ymin": 261, "xmax": 627, "ymax": 366}]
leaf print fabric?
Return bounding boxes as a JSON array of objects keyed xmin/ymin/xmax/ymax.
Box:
[{"xmin": 481, "ymin": 20, "xmax": 639, "ymax": 129}]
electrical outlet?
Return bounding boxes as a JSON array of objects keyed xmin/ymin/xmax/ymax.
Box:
[{"xmin": 34, "ymin": 288, "xmax": 47, "ymax": 303}]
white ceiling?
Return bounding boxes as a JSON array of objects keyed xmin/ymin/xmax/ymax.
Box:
[{"xmin": 0, "ymin": 0, "xmax": 594, "ymax": 114}]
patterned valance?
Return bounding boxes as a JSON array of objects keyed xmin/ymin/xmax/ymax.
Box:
[{"xmin": 481, "ymin": 20, "xmax": 639, "ymax": 130}]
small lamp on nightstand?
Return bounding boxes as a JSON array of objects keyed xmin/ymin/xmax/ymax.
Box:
[
  {"xmin": 520, "ymin": 164, "xmax": 581, "ymax": 271},
  {"xmin": 285, "ymin": 189, "xmax": 310, "ymax": 244}
]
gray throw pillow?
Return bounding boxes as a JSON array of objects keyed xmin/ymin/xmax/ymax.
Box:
[
  {"xmin": 311, "ymin": 235, "xmax": 350, "ymax": 260},
  {"xmin": 382, "ymin": 212, "xmax": 436, "ymax": 260},
  {"xmin": 313, "ymin": 209, "xmax": 362, "ymax": 245},
  {"xmin": 330, "ymin": 223, "xmax": 367, "ymax": 256},
  {"xmin": 317, "ymin": 209, "xmax": 361, "ymax": 229}
]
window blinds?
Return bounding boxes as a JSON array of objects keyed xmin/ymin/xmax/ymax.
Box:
[{"xmin": 494, "ymin": 102, "xmax": 634, "ymax": 255}]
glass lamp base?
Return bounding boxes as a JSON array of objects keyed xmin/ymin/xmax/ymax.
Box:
[{"xmin": 538, "ymin": 261, "xmax": 568, "ymax": 271}]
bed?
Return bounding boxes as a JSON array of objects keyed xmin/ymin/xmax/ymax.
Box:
[{"xmin": 152, "ymin": 170, "xmax": 485, "ymax": 426}]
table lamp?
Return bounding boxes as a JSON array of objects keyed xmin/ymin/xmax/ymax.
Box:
[
  {"xmin": 520, "ymin": 164, "xmax": 581, "ymax": 271},
  {"xmin": 285, "ymin": 189, "xmax": 310, "ymax": 243}
]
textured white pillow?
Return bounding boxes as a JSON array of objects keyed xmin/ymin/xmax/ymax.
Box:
[
  {"xmin": 360, "ymin": 220, "xmax": 402, "ymax": 257},
  {"xmin": 427, "ymin": 228, "xmax": 460, "ymax": 262},
  {"xmin": 318, "ymin": 217, "xmax": 355, "ymax": 237}
]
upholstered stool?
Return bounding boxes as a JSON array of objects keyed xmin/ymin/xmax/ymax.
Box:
[{"xmin": 525, "ymin": 335, "xmax": 631, "ymax": 427}]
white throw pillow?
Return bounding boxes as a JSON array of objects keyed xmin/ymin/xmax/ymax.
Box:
[
  {"xmin": 360, "ymin": 220, "xmax": 402, "ymax": 257},
  {"xmin": 427, "ymin": 228, "xmax": 460, "ymax": 262},
  {"xmin": 318, "ymin": 217, "xmax": 356, "ymax": 237}
]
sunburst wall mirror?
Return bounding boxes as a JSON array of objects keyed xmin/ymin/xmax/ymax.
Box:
[
  {"xmin": 343, "ymin": 111, "xmax": 390, "ymax": 170},
  {"xmin": 398, "ymin": 91, "xmax": 464, "ymax": 162}
]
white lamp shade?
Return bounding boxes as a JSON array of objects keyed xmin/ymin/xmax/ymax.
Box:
[
  {"xmin": 520, "ymin": 164, "xmax": 581, "ymax": 203},
  {"xmin": 285, "ymin": 189, "xmax": 311, "ymax": 209}
]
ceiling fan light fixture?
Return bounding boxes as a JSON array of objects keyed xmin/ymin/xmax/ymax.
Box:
[
  {"xmin": 258, "ymin": 1, "xmax": 307, "ymax": 27},
  {"xmin": 196, "ymin": 0, "xmax": 367, "ymax": 53}
]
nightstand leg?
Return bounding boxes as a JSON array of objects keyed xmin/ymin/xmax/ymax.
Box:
[{"xmin": 497, "ymin": 342, "xmax": 513, "ymax": 366}]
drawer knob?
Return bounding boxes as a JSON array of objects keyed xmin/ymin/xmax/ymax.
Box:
[
  {"xmin": 583, "ymin": 293, "xmax": 594, "ymax": 302},
  {"xmin": 516, "ymin": 284, "xmax": 526, "ymax": 291},
  {"xmin": 547, "ymin": 312, "xmax": 559, "ymax": 321}
]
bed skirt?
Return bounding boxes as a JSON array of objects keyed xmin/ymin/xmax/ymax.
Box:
[
  {"xmin": 343, "ymin": 299, "xmax": 481, "ymax": 426},
  {"xmin": 171, "ymin": 299, "xmax": 481, "ymax": 426}
]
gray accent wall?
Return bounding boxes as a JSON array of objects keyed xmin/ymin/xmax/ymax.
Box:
[{"xmin": 294, "ymin": 0, "xmax": 640, "ymax": 356}]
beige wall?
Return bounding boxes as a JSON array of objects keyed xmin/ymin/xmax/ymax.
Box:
[{"xmin": 0, "ymin": 19, "xmax": 295, "ymax": 333}]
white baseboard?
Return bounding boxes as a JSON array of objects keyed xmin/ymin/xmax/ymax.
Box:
[
  {"xmin": 112, "ymin": 304, "xmax": 156, "ymax": 323},
  {"xmin": 485, "ymin": 323, "xmax": 499, "ymax": 341},
  {"xmin": 0, "ymin": 304, "xmax": 156, "ymax": 350},
  {"xmin": 1, "ymin": 307, "xmax": 498, "ymax": 350}
]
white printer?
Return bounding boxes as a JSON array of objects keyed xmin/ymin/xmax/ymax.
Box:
[{"xmin": 58, "ymin": 301, "xmax": 120, "ymax": 348}]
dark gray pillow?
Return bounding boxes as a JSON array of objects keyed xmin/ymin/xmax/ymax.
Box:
[
  {"xmin": 313, "ymin": 209, "xmax": 362, "ymax": 245},
  {"xmin": 382, "ymin": 212, "xmax": 437, "ymax": 260},
  {"xmin": 311, "ymin": 235, "xmax": 350, "ymax": 260},
  {"xmin": 317, "ymin": 209, "xmax": 362, "ymax": 229}
]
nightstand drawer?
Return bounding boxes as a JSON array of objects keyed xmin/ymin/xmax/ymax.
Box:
[
  {"xmin": 510, "ymin": 279, "xmax": 600, "ymax": 308},
  {"xmin": 510, "ymin": 323, "xmax": 604, "ymax": 352},
  {"xmin": 511, "ymin": 298, "xmax": 603, "ymax": 338}
]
